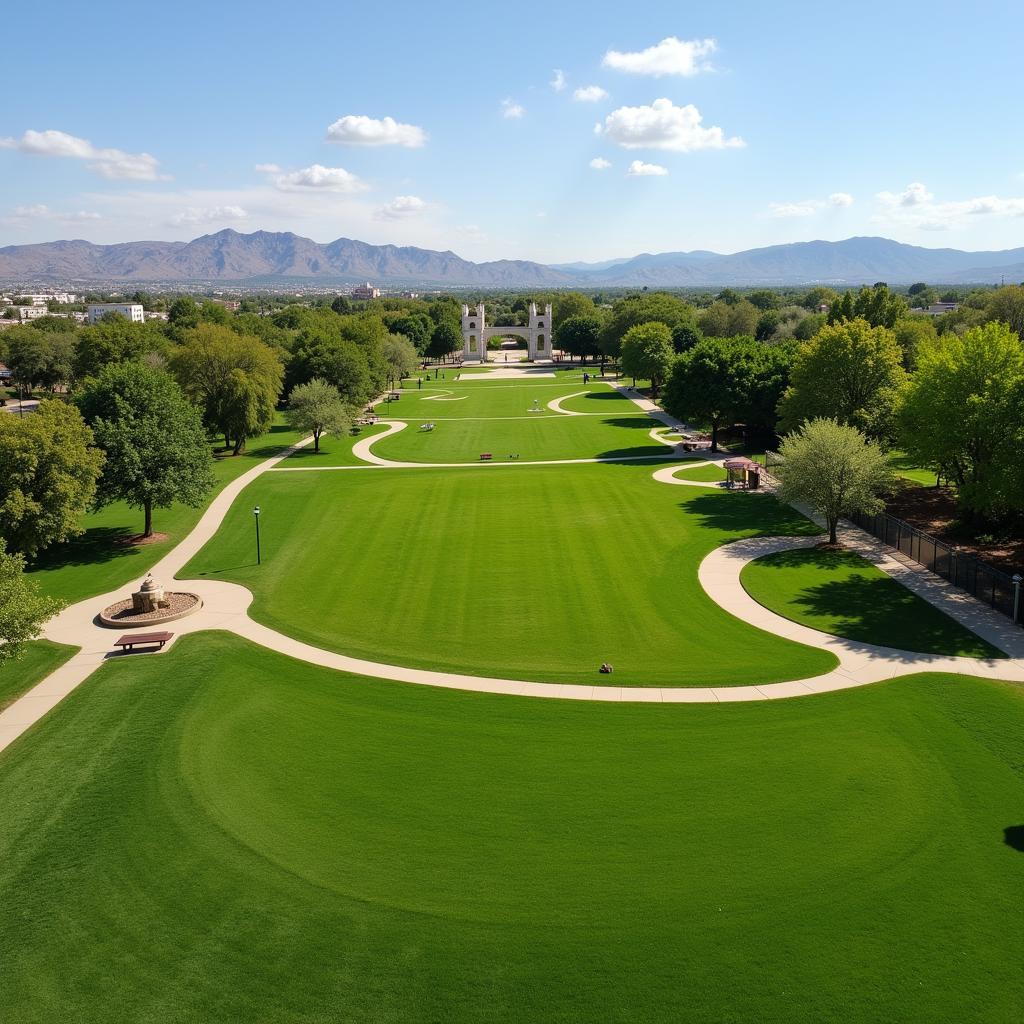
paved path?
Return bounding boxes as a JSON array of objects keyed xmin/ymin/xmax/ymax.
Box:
[{"xmin": 4, "ymin": 377, "xmax": 1024, "ymax": 755}]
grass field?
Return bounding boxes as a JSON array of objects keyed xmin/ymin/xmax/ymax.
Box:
[
  {"xmin": 0, "ymin": 641, "xmax": 77, "ymax": 711},
  {"xmin": 1, "ymin": 632, "xmax": 1022, "ymax": 1023},
  {"xmin": 27, "ymin": 419, "xmax": 306, "ymax": 604},
  {"xmin": 740, "ymin": 547, "xmax": 1003, "ymax": 658},
  {"xmin": 184, "ymin": 459, "xmax": 834, "ymax": 687},
  {"xmin": 888, "ymin": 449, "xmax": 939, "ymax": 486}
]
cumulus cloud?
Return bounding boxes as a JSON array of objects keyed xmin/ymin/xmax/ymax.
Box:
[
  {"xmin": 574, "ymin": 85, "xmax": 609, "ymax": 103},
  {"xmin": 270, "ymin": 164, "xmax": 367, "ymax": 193},
  {"xmin": 602, "ymin": 37, "xmax": 716, "ymax": 77},
  {"xmin": 627, "ymin": 160, "xmax": 668, "ymax": 177},
  {"xmin": 874, "ymin": 182, "xmax": 1024, "ymax": 230},
  {"xmin": 254, "ymin": 162, "xmax": 281, "ymax": 174},
  {"xmin": 168, "ymin": 205, "xmax": 248, "ymax": 226},
  {"xmin": 501, "ymin": 98, "xmax": 525, "ymax": 119},
  {"xmin": 769, "ymin": 192, "xmax": 855, "ymax": 217},
  {"xmin": 550, "ymin": 69, "xmax": 566, "ymax": 92},
  {"xmin": 589, "ymin": 157, "xmax": 612, "ymax": 170},
  {"xmin": 596, "ymin": 98, "xmax": 744, "ymax": 152},
  {"xmin": 374, "ymin": 195, "xmax": 427, "ymax": 220},
  {"xmin": 325, "ymin": 114, "xmax": 426, "ymax": 148},
  {"xmin": 0, "ymin": 129, "xmax": 166, "ymax": 180}
]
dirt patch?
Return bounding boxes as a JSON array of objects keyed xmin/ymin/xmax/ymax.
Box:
[
  {"xmin": 884, "ymin": 482, "xmax": 1024, "ymax": 574},
  {"xmin": 115, "ymin": 532, "xmax": 169, "ymax": 547}
]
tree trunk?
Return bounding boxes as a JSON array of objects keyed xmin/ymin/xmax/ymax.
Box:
[
  {"xmin": 314, "ymin": 429, "xmax": 321, "ymax": 453},
  {"xmin": 711, "ymin": 421, "xmax": 719, "ymax": 452},
  {"xmin": 233, "ymin": 437, "xmax": 245, "ymax": 456},
  {"xmin": 144, "ymin": 499, "xmax": 153, "ymax": 538},
  {"xmin": 828, "ymin": 516, "xmax": 838, "ymax": 545}
]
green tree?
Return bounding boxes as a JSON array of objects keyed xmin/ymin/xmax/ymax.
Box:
[
  {"xmin": 892, "ymin": 316, "xmax": 937, "ymax": 370},
  {"xmin": 777, "ymin": 318, "xmax": 907, "ymax": 438},
  {"xmin": 698, "ymin": 299, "xmax": 759, "ymax": 338},
  {"xmin": 552, "ymin": 292, "xmax": 596, "ymax": 323},
  {"xmin": 827, "ymin": 285, "xmax": 907, "ymax": 328},
  {"xmin": 170, "ymin": 324, "xmax": 283, "ymax": 453},
  {"xmin": 793, "ymin": 313, "xmax": 825, "ymax": 340},
  {"xmin": 390, "ymin": 311, "xmax": 433, "ymax": 353},
  {"xmin": 554, "ymin": 314, "xmax": 603, "ymax": 362},
  {"xmin": 0, "ymin": 401, "xmax": 104, "ymax": 556},
  {"xmin": 76, "ymin": 363, "xmax": 215, "ymax": 538},
  {"xmin": 427, "ymin": 320, "xmax": 462, "ymax": 360},
  {"xmin": 983, "ymin": 285, "xmax": 1024, "ymax": 339},
  {"xmin": 330, "ymin": 295, "xmax": 352, "ymax": 315},
  {"xmin": 0, "ymin": 540, "xmax": 62, "ymax": 660},
  {"xmin": 671, "ymin": 321, "xmax": 703, "ymax": 353},
  {"xmin": 776, "ymin": 418, "xmax": 893, "ymax": 545},
  {"xmin": 620, "ymin": 322, "xmax": 675, "ymax": 394},
  {"xmin": 381, "ymin": 333, "xmax": 419, "ymax": 387},
  {"xmin": 73, "ymin": 317, "xmax": 159, "ymax": 379},
  {"xmin": 167, "ymin": 296, "xmax": 200, "ymax": 330},
  {"xmin": 285, "ymin": 379, "xmax": 353, "ymax": 453},
  {"xmin": 600, "ymin": 293, "xmax": 696, "ymax": 359},
  {"xmin": 899, "ymin": 322, "xmax": 1024, "ymax": 523},
  {"xmin": 747, "ymin": 289, "xmax": 782, "ymax": 311},
  {"xmin": 755, "ymin": 311, "xmax": 780, "ymax": 341}
]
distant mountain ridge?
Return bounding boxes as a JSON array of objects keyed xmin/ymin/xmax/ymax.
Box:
[{"xmin": 0, "ymin": 230, "xmax": 1022, "ymax": 287}]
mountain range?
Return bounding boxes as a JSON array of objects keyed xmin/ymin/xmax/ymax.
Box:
[{"xmin": 1, "ymin": 230, "xmax": 1023, "ymax": 288}]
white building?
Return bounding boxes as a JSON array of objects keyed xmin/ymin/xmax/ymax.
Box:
[
  {"xmin": 350, "ymin": 282, "xmax": 380, "ymax": 301},
  {"xmin": 87, "ymin": 303, "xmax": 145, "ymax": 324},
  {"xmin": 16, "ymin": 292, "xmax": 77, "ymax": 305},
  {"xmin": 13, "ymin": 305, "xmax": 49, "ymax": 321}
]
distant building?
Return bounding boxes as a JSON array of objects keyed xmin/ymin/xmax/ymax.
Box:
[
  {"xmin": 400, "ymin": 291, "xmax": 420, "ymax": 300},
  {"xmin": 87, "ymin": 302, "xmax": 145, "ymax": 324},
  {"xmin": 350, "ymin": 282, "xmax": 380, "ymax": 301},
  {"xmin": 13, "ymin": 305, "xmax": 49, "ymax": 321},
  {"xmin": 911, "ymin": 301, "xmax": 959, "ymax": 316},
  {"xmin": 16, "ymin": 292, "xmax": 77, "ymax": 305},
  {"xmin": 0, "ymin": 363, "xmax": 12, "ymax": 380},
  {"xmin": 212, "ymin": 299, "xmax": 241, "ymax": 311}
]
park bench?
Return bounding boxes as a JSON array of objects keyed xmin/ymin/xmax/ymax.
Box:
[
  {"xmin": 113, "ymin": 631, "xmax": 174, "ymax": 653},
  {"xmin": 479, "ymin": 453, "xmax": 493, "ymax": 461}
]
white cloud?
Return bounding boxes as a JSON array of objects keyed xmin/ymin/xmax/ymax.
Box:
[
  {"xmin": 502, "ymin": 98, "xmax": 525, "ymax": 119},
  {"xmin": 602, "ymin": 37, "xmax": 716, "ymax": 77},
  {"xmin": 254, "ymin": 162, "xmax": 281, "ymax": 174},
  {"xmin": 590, "ymin": 157, "xmax": 612, "ymax": 170},
  {"xmin": 325, "ymin": 115, "xmax": 426, "ymax": 148},
  {"xmin": 271, "ymin": 164, "xmax": 367, "ymax": 193},
  {"xmin": 874, "ymin": 183, "xmax": 1024, "ymax": 230},
  {"xmin": 0, "ymin": 128, "xmax": 166, "ymax": 180},
  {"xmin": 8, "ymin": 203, "xmax": 101, "ymax": 222},
  {"xmin": 550, "ymin": 69, "xmax": 566, "ymax": 92},
  {"xmin": 769, "ymin": 192, "xmax": 856, "ymax": 217},
  {"xmin": 374, "ymin": 195, "xmax": 427, "ymax": 220},
  {"xmin": 574, "ymin": 85, "xmax": 609, "ymax": 103},
  {"xmin": 597, "ymin": 98, "xmax": 744, "ymax": 152},
  {"xmin": 627, "ymin": 160, "xmax": 668, "ymax": 177},
  {"xmin": 168, "ymin": 205, "xmax": 248, "ymax": 227}
]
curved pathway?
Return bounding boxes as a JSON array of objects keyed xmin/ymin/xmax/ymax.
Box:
[
  {"xmin": 4, "ymin": 384, "xmax": 1024, "ymax": 753},
  {"xmin": 545, "ymin": 391, "xmax": 589, "ymax": 415}
]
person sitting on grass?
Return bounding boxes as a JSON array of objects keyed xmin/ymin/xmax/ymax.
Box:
[{"xmin": 599, "ymin": 662, "xmax": 613, "ymax": 674}]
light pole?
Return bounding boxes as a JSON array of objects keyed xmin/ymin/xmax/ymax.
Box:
[
  {"xmin": 1013, "ymin": 574, "xmax": 1022, "ymax": 625},
  {"xmin": 253, "ymin": 506, "xmax": 261, "ymax": 565}
]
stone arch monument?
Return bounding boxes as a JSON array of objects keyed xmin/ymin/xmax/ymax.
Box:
[{"xmin": 461, "ymin": 302, "xmax": 553, "ymax": 362}]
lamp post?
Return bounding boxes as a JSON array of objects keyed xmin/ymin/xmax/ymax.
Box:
[
  {"xmin": 253, "ymin": 506, "xmax": 261, "ymax": 565},
  {"xmin": 1013, "ymin": 574, "xmax": 1022, "ymax": 625}
]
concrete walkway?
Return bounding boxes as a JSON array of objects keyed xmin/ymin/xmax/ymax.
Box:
[{"xmin": 4, "ymin": 377, "xmax": 1024, "ymax": 756}]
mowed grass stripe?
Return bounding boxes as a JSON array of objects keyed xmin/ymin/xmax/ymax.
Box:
[{"xmin": 183, "ymin": 462, "xmax": 834, "ymax": 686}]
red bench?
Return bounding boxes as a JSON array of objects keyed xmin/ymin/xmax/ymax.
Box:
[
  {"xmin": 479, "ymin": 453, "xmax": 493, "ymax": 461},
  {"xmin": 113, "ymin": 631, "xmax": 174, "ymax": 653}
]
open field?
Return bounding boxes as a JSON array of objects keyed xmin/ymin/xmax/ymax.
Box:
[
  {"xmin": 740, "ymin": 547, "xmax": 1004, "ymax": 658},
  {"xmin": 184, "ymin": 461, "xmax": 834, "ymax": 687},
  {"xmin": 0, "ymin": 641, "xmax": 76, "ymax": 711},
  {"xmin": 1, "ymin": 632, "xmax": 1022, "ymax": 1023}
]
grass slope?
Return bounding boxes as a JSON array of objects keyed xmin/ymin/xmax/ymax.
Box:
[
  {"xmin": 1, "ymin": 632, "xmax": 1022, "ymax": 1023},
  {"xmin": 741, "ymin": 547, "xmax": 1003, "ymax": 658},
  {"xmin": 184, "ymin": 461, "xmax": 834, "ymax": 687},
  {"xmin": 0, "ymin": 641, "xmax": 77, "ymax": 711},
  {"xmin": 27, "ymin": 420, "xmax": 306, "ymax": 605}
]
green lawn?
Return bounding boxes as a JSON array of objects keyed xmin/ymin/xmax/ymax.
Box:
[
  {"xmin": 673, "ymin": 462, "xmax": 728, "ymax": 482},
  {"xmin": 27, "ymin": 419, "xmax": 307, "ymax": 605},
  {"xmin": 184, "ymin": 460, "xmax": 834, "ymax": 687},
  {"xmin": 1, "ymin": 632, "xmax": 1022, "ymax": 1023},
  {"xmin": 741, "ymin": 547, "xmax": 1003, "ymax": 658},
  {"xmin": 888, "ymin": 449, "xmax": 939, "ymax": 486},
  {"xmin": 0, "ymin": 641, "xmax": 77, "ymax": 711}
]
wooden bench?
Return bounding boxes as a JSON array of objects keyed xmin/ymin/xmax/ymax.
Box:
[
  {"xmin": 479, "ymin": 453, "xmax": 493, "ymax": 461},
  {"xmin": 113, "ymin": 631, "xmax": 174, "ymax": 653}
]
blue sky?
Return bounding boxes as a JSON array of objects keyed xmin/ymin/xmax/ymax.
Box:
[{"xmin": 3, "ymin": 0, "xmax": 1023, "ymax": 262}]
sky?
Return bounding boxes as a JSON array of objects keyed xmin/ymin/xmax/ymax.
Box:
[{"xmin": 3, "ymin": 0, "xmax": 1024, "ymax": 263}]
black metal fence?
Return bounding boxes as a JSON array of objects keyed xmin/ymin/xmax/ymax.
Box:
[{"xmin": 849, "ymin": 510, "xmax": 1023, "ymax": 625}]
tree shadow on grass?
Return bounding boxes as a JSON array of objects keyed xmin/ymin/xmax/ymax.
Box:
[
  {"xmin": 1004, "ymin": 825, "xmax": 1024, "ymax": 852},
  {"xmin": 27, "ymin": 526, "xmax": 149, "ymax": 574},
  {"xmin": 753, "ymin": 548, "xmax": 998, "ymax": 657},
  {"xmin": 684, "ymin": 492, "xmax": 822, "ymax": 537}
]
